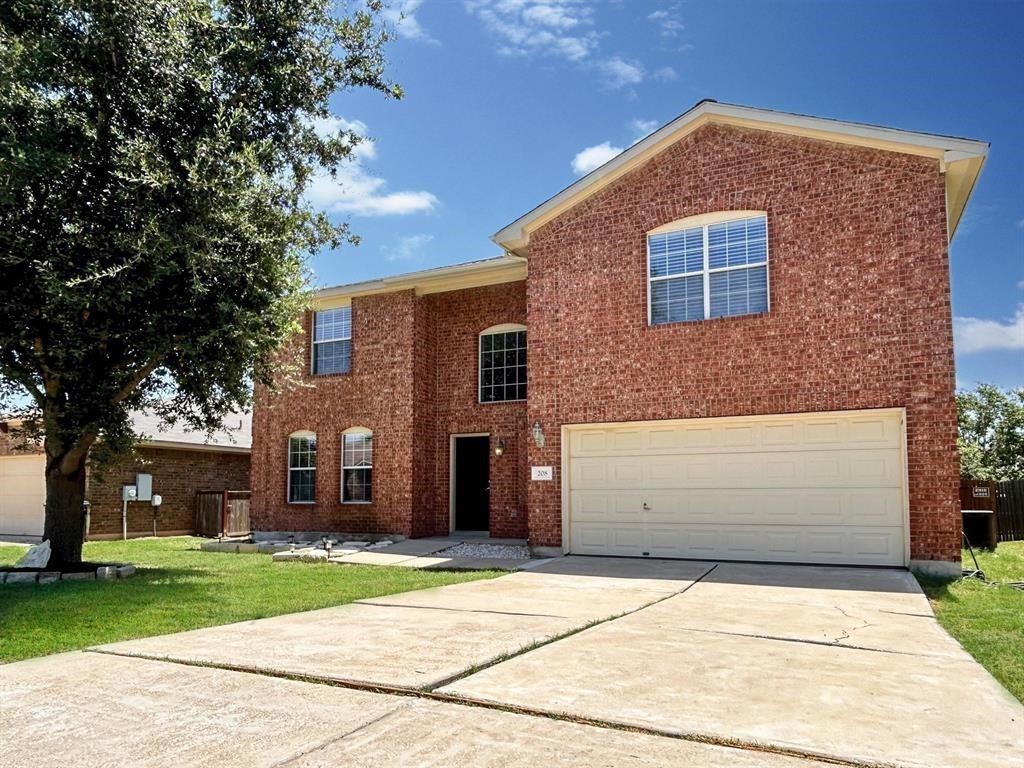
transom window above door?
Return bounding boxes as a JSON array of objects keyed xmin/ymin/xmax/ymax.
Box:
[
  {"xmin": 479, "ymin": 324, "xmax": 527, "ymax": 403},
  {"xmin": 648, "ymin": 212, "xmax": 769, "ymax": 325}
]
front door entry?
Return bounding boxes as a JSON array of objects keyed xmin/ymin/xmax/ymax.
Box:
[{"xmin": 454, "ymin": 436, "xmax": 490, "ymax": 532}]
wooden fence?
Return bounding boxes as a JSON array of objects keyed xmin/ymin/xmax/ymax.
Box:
[
  {"xmin": 195, "ymin": 490, "xmax": 251, "ymax": 538},
  {"xmin": 997, "ymin": 480, "xmax": 1024, "ymax": 542}
]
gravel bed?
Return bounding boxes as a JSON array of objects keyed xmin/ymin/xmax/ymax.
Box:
[{"xmin": 436, "ymin": 543, "xmax": 531, "ymax": 559}]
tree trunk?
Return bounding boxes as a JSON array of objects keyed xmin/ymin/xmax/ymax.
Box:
[{"xmin": 43, "ymin": 456, "xmax": 87, "ymax": 566}]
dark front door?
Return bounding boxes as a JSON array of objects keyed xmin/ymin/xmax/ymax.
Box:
[{"xmin": 454, "ymin": 436, "xmax": 490, "ymax": 531}]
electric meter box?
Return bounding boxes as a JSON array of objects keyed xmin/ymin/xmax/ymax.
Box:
[{"xmin": 135, "ymin": 473, "xmax": 153, "ymax": 502}]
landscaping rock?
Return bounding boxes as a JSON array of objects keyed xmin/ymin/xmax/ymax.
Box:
[
  {"xmin": 116, "ymin": 565, "xmax": 136, "ymax": 578},
  {"xmin": 6, "ymin": 572, "xmax": 38, "ymax": 584},
  {"xmin": 272, "ymin": 548, "xmax": 329, "ymax": 562},
  {"xmin": 38, "ymin": 572, "xmax": 61, "ymax": 584},
  {"xmin": 236, "ymin": 543, "xmax": 260, "ymax": 553},
  {"xmin": 258, "ymin": 542, "xmax": 291, "ymax": 554},
  {"xmin": 62, "ymin": 571, "xmax": 95, "ymax": 581},
  {"xmin": 96, "ymin": 566, "xmax": 118, "ymax": 580},
  {"xmin": 16, "ymin": 540, "xmax": 51, "ymax": 569},
  {"xmin": 341, "ymin": 541, "xmax": 369, "ymax": 549}
]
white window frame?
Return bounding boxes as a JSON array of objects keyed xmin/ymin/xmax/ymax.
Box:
[
  {"xmin": 341, "ymin": 426, "xmax": 373, "ymax": 504},
  {"xmin": 646, "ymin": 211, "xmax": 770, "ymax": 326},
  {"xmin": 311, "ymin": 305, "xmax": 352, "ymax": 375},
  {"xmin": 287, "ymin": 431, "xmax": 317, "ymax": 505},
  {"xmin": 478, "ymin": 323, "xmax": 528, "ymax": 404}
]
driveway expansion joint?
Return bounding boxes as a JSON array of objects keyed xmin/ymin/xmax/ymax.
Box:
[
  {"xmin": 83, "ymin": 645, "xmax": 892, "ymax": 768},
  {"xmin": 354, "ymin": 600, "xmax": 569, "ymax": 620},
  {"xmin": 668, "ymin": 626, "xmax": 949, "ymax": 658}
]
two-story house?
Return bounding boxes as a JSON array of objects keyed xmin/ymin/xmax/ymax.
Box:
[{"xmin": 251, "ymin": 101, "xmax": 988, "ymax": 576}]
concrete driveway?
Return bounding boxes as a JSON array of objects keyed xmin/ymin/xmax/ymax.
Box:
[{"xmin": 2, "ymin": 557, "xmax": 1021, "ymax": 768}]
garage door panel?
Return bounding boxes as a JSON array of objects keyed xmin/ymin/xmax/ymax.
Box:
[
  {"xmin": 566, "ymin": 410, "xmax": 907, "ymax": 567},
  {"xmin": 0, "ymin": 455, "xmax": 46, "ymax": 538}
]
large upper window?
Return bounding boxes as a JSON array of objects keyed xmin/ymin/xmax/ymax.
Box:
[
  {"xmin": 479, "ymin": 325, "xmax": 527, "ymax": 403},
  {"xmin": 287, "ymin": 432, "xmax": 317, "ymax": 503},
  {"xmin": 648, "ymin": 213, "xmax": 768, "ymax": 325},
  {"xmin": 313, "ymin": 307, "xmax": 352, "ymax": 375},
  {"xmin": 342, "ymin": 428, "xmax": 373, "ymax": 503}
]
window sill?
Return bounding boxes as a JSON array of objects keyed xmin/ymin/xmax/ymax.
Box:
[
  {"xmin": 287, "ymin": 501, "xmax": 315, "ymax": 505},
  {"xmin": 311, "ymin": 370, "xmax": 352, "ymax": 379},
  {"xmin": 647, "ymin": 310, "xmax": 769, "ymax": 329},
  {"xmin": 478, "ymin": 398, "xmax": 527, "ymax": 405},
  {"xmin": 341, "ymin": 500, "xmax": 372, "ymax": 505}
]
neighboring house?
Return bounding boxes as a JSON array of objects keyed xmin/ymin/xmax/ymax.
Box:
[
  {"xmin": 251, "ymin": 100, "xmax": 988, "ymax": 577},
  {"xmin": 0, "ymin": 412, "xmax": 251, "ymax": 540}
]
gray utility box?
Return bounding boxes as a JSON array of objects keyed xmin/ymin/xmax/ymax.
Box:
[{"xmin": 135, "ymin": 473, "xmax": 153, "ymax": 502}]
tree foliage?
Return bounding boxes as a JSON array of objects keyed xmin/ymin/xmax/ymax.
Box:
[
  {"xmin": 0, "ymin": 0, "xmax": 400, "ymax": 562},
  {"xmin": 957, "ymin": 384, "xmax": 1024, "ymax": 481}
]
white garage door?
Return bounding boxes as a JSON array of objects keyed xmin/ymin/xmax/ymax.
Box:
[
  {"xmin": 565, "ymin": 409, "xmax": 907, "ymax": 566},
  {"xmin": 0, "ymin": 455, "xmax": 46, "ymax": 538}
]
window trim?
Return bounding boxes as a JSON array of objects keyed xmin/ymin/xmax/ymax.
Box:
[
  {"xmin": 287, "ymin": 431, "xmax": 317, "ymax": 505},
  {"xmin": 311, "ymin": 305, "xmax": 353, "ymax": 376},
  {"xmin": 341, "ymin": 426, "xmax": 373, "ymax": 505},
  {"xmin": 478, "ymin": 323, "xmax": 528, "ymax": 404},
  {"xmin": 646, "ymin": 211, "xmax": 770, "ymax": 326}
]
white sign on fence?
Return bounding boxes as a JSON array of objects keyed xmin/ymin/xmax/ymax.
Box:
[
  {"xmin": 531, "ymin": 466, "xmax": 554, "ymax": 481},
  {"xmin": 973, "ymin": 486, "xmax": 991, "ymax": 498}
]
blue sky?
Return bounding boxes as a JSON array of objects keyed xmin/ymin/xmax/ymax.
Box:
[{"xmin": 316, "ymin": 0, "xmax": 1023, "ymax": 389}]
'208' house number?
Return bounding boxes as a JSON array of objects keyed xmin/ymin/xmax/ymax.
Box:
[{"xmin": 531, "ymin": 466, "xmax": 554, "ymax": 481}]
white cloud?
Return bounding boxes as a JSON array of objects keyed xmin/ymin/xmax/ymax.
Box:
[
  {"xmin": 382, "ymin": 233, "xmax": 434, "ymax": 262},
  {"xmin": 648, "ymin": 5, "xmax": 684, "ymax": 37},
  {"xmin": 629, "ymin": 118, "xmax": 659, "ymax": 141},
  {"xmin": 653, "ymin": 65, "xmax": 678, "ymax": 81},
  {"xmin": 382, "ymin": 0, "xmax": 439, "ymax": 44},
  {"xmin": 597, "ymin": 57, "xmax": 645, "ymax": 88},
  {"xmin": 465, "ymin": 0, "xmax": 599, "ymax": 62},
  {"xmin": 954, "ymin": 305, "xmax": 1024, "ymax": 354},
  {"xmin": 571, "ymin": 141, "xmax": 623, "ymax": 175},
  {"xmin": 304, "ymin": 117, "xmax": 439, "ymax": 217}
]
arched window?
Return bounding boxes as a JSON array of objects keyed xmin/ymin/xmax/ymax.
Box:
[
  {"xmin": 287, "ymin": 431, "xmax": 317, "ymax": 503},
  {"xmin": 341, "ymin": 427, "xmax": 373, "ymax": 503},
  {"xmin": 647, "ymin": 211, "xmax": 769, "ymax": 325},
  {"xmin": 479, "ymin": 324, "xmax": 527, "ymax": 403}
]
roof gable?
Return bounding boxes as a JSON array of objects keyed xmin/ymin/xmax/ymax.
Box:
[{"xmin": 493, "ymin": 101, "xmax": 988, "ymax": 253}]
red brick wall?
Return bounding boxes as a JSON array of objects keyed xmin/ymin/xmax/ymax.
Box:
[
  {"xmin": 251, "ymin": 283, "xmax": 528, "ymax": 538},
  {"xmin": 418, "ymin": 284, "xmax": 528, "ymax": 538},
  {"xmin": 86, "ymin": 446, "xmax": 250, "ymax": 537},
  {"xmin": 251, "ymin": 289, "xmax": 419, "ymax": 535},
  {"xmin": 524, "ymin": 123, "xmax": 960, "ymax": 562}
]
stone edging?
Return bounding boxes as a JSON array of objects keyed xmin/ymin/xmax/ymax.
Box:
[{"xmin": 1, "ymin": 564, "xmax": 136, "ymax": 585}]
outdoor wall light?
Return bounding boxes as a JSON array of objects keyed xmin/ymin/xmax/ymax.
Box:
[
  {"xmin": 531, "ymin": 421, "xmax": 545, "ymax": 448},
  {"xmin": 494, "ymin": 438, "xmax": 505, "ymax": 457}
]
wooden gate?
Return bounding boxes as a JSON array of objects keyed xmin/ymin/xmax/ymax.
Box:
[
  {"xmin": 195, "ymin": 490, "xmax": 251, "ymax": 537},
  {"xmin": 997, "ymin": 480, "xmax": 1024, "ymax": 542}
]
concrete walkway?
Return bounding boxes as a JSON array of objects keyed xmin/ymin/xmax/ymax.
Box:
[{"xmin": 2, "ymin": 558, "xmax": 1022, "ymax": 767}]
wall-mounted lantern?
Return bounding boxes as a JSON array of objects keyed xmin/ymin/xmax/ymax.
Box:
[
  {"xmin": 494, "ymin": 438, "xmax": 506, "ymax": 457},
  {"xmin": 531, "ymin": 421, "xmax": 545, "ymax": 448}
]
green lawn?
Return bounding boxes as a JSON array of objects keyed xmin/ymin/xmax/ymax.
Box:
[
  {"xmin": 918, "ymin": 541, "xmax": 1024, "ymax": 702},
  {"xmin": 0, "ymin": 537, "xmax": 498, "ymax": 664}
]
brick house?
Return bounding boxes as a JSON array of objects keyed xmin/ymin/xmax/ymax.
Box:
[
  {"xmin": 0, "ymin": 411, "xmax": 250, "ymax": 540},
  {"xmin": 251, "ymin": 101, "xmax": 987, "ymax": 576}
]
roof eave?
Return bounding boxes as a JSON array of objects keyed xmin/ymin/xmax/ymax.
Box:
[{"xmin": 493, "ymin": 101, "xmax": 989, "ymax": 251}]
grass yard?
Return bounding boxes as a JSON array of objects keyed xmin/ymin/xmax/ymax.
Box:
[
  {"xmin": 918, "ymin": 541, "xmax": 1024, "ymax": 703},
  {"xmin": 0, "ymin": 537, "xmax": 499, "ymax": 664}
]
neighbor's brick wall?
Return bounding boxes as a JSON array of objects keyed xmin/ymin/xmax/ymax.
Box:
[
  {"xmin": 525, "ymin": 123, "xmax": 960, "ymax": 562},
  {"xmin": 86, "ymin": 446, "xmax": 250, "ymax": 537},
  {"xmin": 0, "ymin": 423, "xmax": 42, "ymax": 456}
]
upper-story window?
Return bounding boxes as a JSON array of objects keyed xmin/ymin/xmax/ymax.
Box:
[
  {"xmin": 648, "ymin": 212, "xmax": 769, "ymax": 325},
  {"xmin": 287, "ymin": 431, "xmax": 317, "ymax": 504},
  {"xmin": 313, "ymin": 307, "xmax": 352, "ymax": 375},
  {"xmin": 479, "ymin": 324, "xmax": 527, "ymax": 403}
]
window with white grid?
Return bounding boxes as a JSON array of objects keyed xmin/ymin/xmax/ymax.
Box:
[
  {"xmin": 287, "ymin": 432, "xmax": 316, "ymax": 503},
  {"xmin": 648, "ymin": 214, "xmax": 769, "ymax": 325},
  {"xmin": 479, "ymin": 326, "xmax": 527, "ymax": 403},
  {"xmin": 342, "ymin": 430, "xmax": 373, "ymax": 503},
  {"xmin": 312, "ymin": 307, "xmax": 352, "ymax": 374}
]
